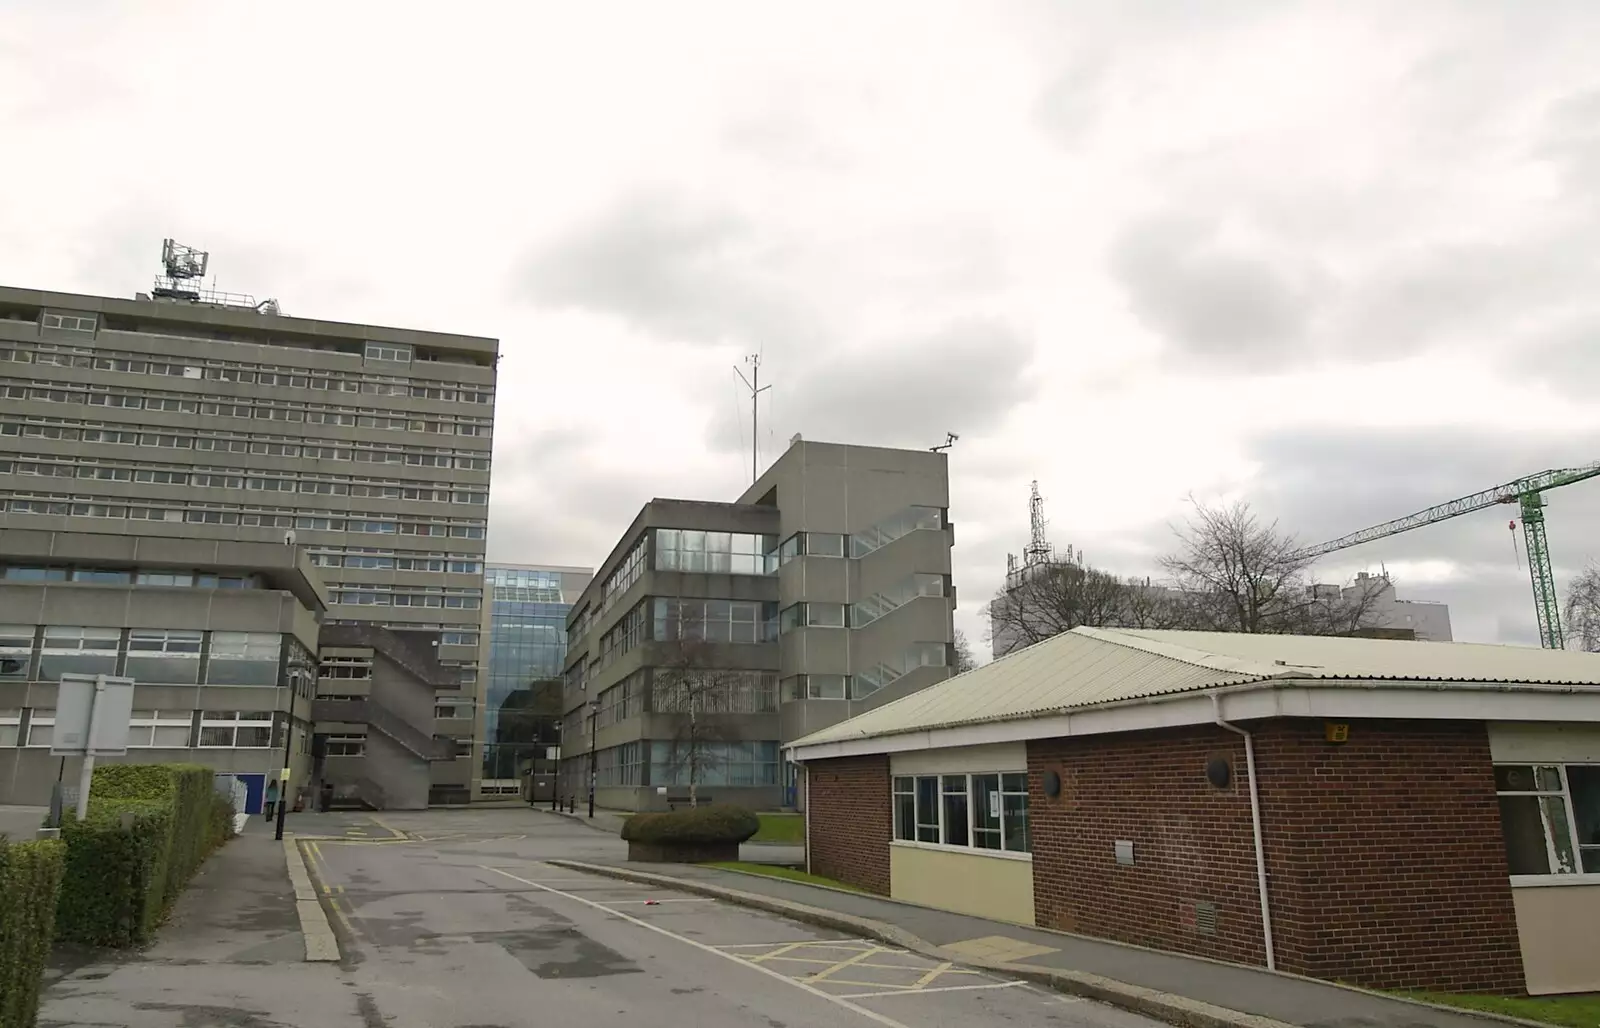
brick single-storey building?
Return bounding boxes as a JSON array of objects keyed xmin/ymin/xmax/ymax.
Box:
[{"xmin": 787, "ymin": 627, "xmax": 1600, "ymax": 996}]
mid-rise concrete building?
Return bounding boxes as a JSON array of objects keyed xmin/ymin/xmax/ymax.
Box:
[
  {"xmin": 482, "ymin": 563, "xmax": 592, "ymax": 801},
  {"xmin": 0, "ymin": 282, "xmax": 496, "ymax": 805},
  {"xmin": 0, "ymin": 528, "xmax": 324, "ymax": 811},
  {"xmin": 559, "ymin": 439, "xmax": 956, "ymax": 811}
]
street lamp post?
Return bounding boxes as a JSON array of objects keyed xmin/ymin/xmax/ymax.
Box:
[
  {"xmin": 275, "ymin": 662, "xmax": 315, "ymax": 842},
  {"xmin": 587, "ymin": 700, "xmax": 598, "ymax": 820}
]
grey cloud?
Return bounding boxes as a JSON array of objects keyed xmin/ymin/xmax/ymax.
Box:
[
  {"xmin": 703, "ymin": 317, "xmax": 1036, "ymax": 454},
  {"xmin": 1033, "ymin": 52, "xmax": 1109, "ymax": 146},
  {"xmin": 1108, "ymin": 214, "xmax": 1318, "ymax": 368},
  {"xmin": 1538, "ymin": 84, "xmax": 1600, "ymax": 205},
  {"xmin": 511, "ymin": 189, "xmax": 823, "ymax": 348}
]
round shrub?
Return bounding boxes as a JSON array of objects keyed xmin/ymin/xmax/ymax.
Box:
[{"xmin": 621, "ymin": 806, "xmax": 760, "ymax": 846}]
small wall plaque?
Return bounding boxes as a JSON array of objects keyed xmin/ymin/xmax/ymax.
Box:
[{"xmin": 1114, "ymin": 839, "xmax": 1135, "ymax": 866}]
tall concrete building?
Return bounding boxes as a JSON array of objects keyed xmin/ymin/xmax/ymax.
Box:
[
  {"xmin": 0, "ymin": 281, "xmax": 496, "ymax": 806},
  {"xmin": 559, "ymin": 439, "xmax": 956, "ymax": 811},
  {"xmin": 482, "ymin": 563, "xmax": 592, "ymax": 799}
]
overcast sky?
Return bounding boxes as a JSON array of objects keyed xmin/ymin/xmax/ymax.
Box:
[{"xmin": 4, "ymin": 1, "xmax": 1599, "ymax": 653}]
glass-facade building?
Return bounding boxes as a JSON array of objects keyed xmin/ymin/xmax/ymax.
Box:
[{"xmin": 482, "ymin": 563, "xmax": 593, "ymax": 784}]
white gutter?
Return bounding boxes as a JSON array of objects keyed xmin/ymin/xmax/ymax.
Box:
[{"xmin": 1212, "ymin": 692, "xmax": 1276, "ymax": 972}]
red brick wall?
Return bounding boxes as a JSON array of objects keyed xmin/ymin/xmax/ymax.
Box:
[
  {"xmin": 1029, "ymin": 725, "xmax": 1268, "ymax": 965},
  {"xmin": 1028, "ymin": 719, "xmax": 1524, "ymax": 993},
  {"xmin": 1255, "ymin": 719, "xmax": 1523, "ymax": 993},
  {"xmin": 805, "ymin": 755, "xmax": 890, "ymax": 895}
]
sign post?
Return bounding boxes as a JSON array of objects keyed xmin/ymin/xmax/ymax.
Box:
[{"xmin": 52, "ymin": 674, "xmax": 135, "ymax": 822}]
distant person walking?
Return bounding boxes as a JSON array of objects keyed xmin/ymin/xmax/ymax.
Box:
[{"xmin": 264, "ymin": 778, "xmax": 280, "ymax": 819}]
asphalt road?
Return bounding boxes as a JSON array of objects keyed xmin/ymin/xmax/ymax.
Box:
[
  {"xmin": 45, "ymin": 808, "xmax": 1173, "ymax": 1028},
  {"xmin": 315, "ymin": 809, "xmax": 1167, "ymax": 1028}
]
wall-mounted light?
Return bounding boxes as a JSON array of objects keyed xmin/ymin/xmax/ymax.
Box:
[
  {"xmin": 1042, "ymin": 769, "xmax": 1062, "ymax": 798},
  {"xmin": 1205, "ymin": 756, "xmax": 1232, "ymax": 789}
]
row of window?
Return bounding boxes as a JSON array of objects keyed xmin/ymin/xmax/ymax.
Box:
[
  {"xmin": 0, "ymin": 626, "xmax": 284, "ymax": 686},
  {"xmin": 653, "ymin": 598, "xmax": 777, "ymax": 645},
  {"xmin": 598, "ymin": 603, "xmax": 647, "ymax": 668},
  {"xmin": 1, "ymin": 456, "xmax": 487, "ymax": 503},
  {"xmin": 581, "ymin": 740, "xmax": 784, "ymax": 788},
  {"xmin": 0, "ymin": 341, "xmax": 490, "ymax": 397},
  {"xmin": 655, "ymin": 529, "xmax": 776, "ymax": 576},
  {"xmin": 319, "ymin": 621, "xmax": 481, "ymax": 649},
  {"xmin": 0, "ymin": 492, "xmax": 488, "ymax": 539},
  {"xmin": 0, "ymin": 707, "xmax": 282, "ymax": 749},
  {"xmin": 0, "ymin": 376, "xmax": 491, "ymax": 435},
  {"xmin": 1496, "ymin": 763, "xmax": 1600, "ymax": 876},
  {"xmin": 331, "ymin": 584, "xmax": 483, "ymax": 609},
  {"xmin": 858, "ymin": 643, "xmax": 950, "ymax": 693},
  {"xmin": 3, "ymin": 566, "xmax": 259, "ymax": 589},
  {"xmin": 309, "ymin": 549, "xmax": 484, "ymax": 574},
  {"xmin": 600, "ymin": 537, "xmax": 647, "ymax": 611},
  {"xmin": 0, "ymin": 415, "xmax": 490, "ymax": 469},
  {"xmin": 894, "ymin": 773, "xmax": 1031, "ymax": 854}
]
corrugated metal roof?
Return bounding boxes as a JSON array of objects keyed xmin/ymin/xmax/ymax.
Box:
[{"xmin": 789, "ymin": 627, "xmax": 1600, "ymax": 750}]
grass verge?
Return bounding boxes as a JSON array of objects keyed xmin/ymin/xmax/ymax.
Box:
[
  {"xmin": 704, "ymin": 861, "xmax": 867, "ymax": 893},
  {"xmin": 751, "ymin": 813, "xmax": 804, "ymax": 844},
  {"xmin": 1395, "ymin": 990, "xmax": 1600, "ymax": 1028}
]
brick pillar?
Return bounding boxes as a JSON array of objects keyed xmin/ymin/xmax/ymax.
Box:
[{"xmin": 806, "ymin": 755, "xmax": 891, "ymax": 895}]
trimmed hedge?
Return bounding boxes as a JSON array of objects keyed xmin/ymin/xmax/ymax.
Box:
[
  {"xmin": 621, "ymin": 805, "xmax": 760, "ymax": 845},
  {"xmin": 55, "ymin": 764, "xmax": 235, "ymax": 948},
  {"xmin": 0, "ymin": 838, "xmax": 66, "ymax": 1028}
]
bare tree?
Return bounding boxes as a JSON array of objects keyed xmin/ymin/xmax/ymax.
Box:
[
  {"xmin": 988, "ymin": 558, "xmax": 1187, "ymax": 655},
  {"xmin": 953, "ymin": 629, "xmax": 978, "ymax": 674},
  {"xmin": 1565, "ymin": 563, "xmax": 1600, "ymax": 652},
  {"xmin": 1160, "ymin": 499, "xmax": 1387, "ymax": 635},
  {"xmin": 651, "ymin": 623, "xmax": 753, "ymax": 807}
]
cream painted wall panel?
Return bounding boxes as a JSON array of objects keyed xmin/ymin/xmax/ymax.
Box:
[
  {"xmin": 1489, "ymin": 722, "xmax": 1600, "ymax": 763},
  {"xmin": 890, "ymin": 844, "xmax": 1034, "ymax": 925},
  {"xmin": 892, "ymin": 742, "xmax": 1026, "ymax": 776},
  {"xmin": 1513, "ymin": 885, "xmax": 1600, "ymax": 994}
]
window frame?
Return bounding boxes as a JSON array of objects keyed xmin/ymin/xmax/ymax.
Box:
[
  {"xmin": 1496, "ymin": 762, "xmax": 1600, "ymax": 884},
  {"xmin": 891, "ymin": 771, "xmax": 1031, "ymax": 859}
]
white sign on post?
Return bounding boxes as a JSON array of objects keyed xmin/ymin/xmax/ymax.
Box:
[{"xmin": 52, "ymin": 673, "xmax": 136, "ymax": 823}]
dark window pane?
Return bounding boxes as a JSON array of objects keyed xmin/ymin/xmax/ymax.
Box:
[
  {"xmin": 942, "ymin": 776, "xmax": 969, "ymax": 847},
  {"xmin": 1002, "ymin": 793, "xmax": 1031, "ymax": 853},
  {"xmin": 915, "ymin": 776, "xmax": 939, "ymax": 843},
  {"xmin": 1569, "ymin": 766, "xmax": 1600, "ymax": 870},
  {"xmin": 1498, "ymin": 795, "xmax": 1551, "ymax": 874},
  {"xmin": 1495, "ymin": 765, "xmax": 1538, "ymax": 792}
]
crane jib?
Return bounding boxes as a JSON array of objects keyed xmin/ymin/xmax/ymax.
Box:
[{"xmin": 1291, "ymin": 461, "xmax": 1600, "ymax": 649}]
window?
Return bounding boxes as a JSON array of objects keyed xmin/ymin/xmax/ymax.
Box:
[
  {"xmin": 70, "ymin": 568, "xmax": 132, "ymax": 584},
  {"xmin": 435, "ymin": 701, "xmax": 475, "ymax": 720},
  {"xmin": 653, "ymin": 670, "xmax": 777, "ymax": 714},
  {"xmin": 1496, "ymin": 764, "xmax": 1600, "ymax": 875},
  {"xmin": 806, "ymin": 603, "xmax": 846, "ymax": 628},
  {"xmin": 364, "ymin": 342, "xmax": 412, "ymax": 362},
  {"xmin": 595, "ymin": 741, "xmax": 644, "ymax": 787},
  {"xmin": 42, "ymin": 312, "xmax": 97, "ymax": 333},
  {"xmin": 325, "ymin": 734, "xmax": 365, "ymax": 756},
  {"xmin": 806, "ymin": 533, "xmax": 846, "ymax": 558},
  {"xmin": 852, "ymin": 573, "xmax": 946, "ymax": 629},
  {"xmin": 894, "ymin": 772, "xmax": 1030, "ymax": 854},
  {"xmin": 851, "ymin": 506, "xmax": 944, "ymax": 558},
  {"xmin": 601, "ymin": 537, "xmax": 647, "ymax": 610},
  {"xmin": 649, "ymin": 740, "xmax": 780, "ymax": 787},
  {"xmin": 38, "ymin": 626, "xmax": 120, "ymax": 679},
  {"xmin": 599, "ymin": 603, "xmax": 647, "ymax": 666},
  {"xmin": 782, "ymin": 674, "xmax": 848, "ymax": 701},
  {"xmin": 198, "ymin": 710, "xmax": 273, "ymax": 748},
  {"xmin": 25, "ymin": 708, "xmax": 55, "ymax": 747},
  {"xmin": 654, "ymin": 529, "xmax": 775, "ymax": 575},
  {"xmin": 125, "ymin": 629, "xmax": 203, "ymax": 685},
  {"xmin": 127, "ymin": 710, "xmax": 193, "ymax": 748},
  {"xmin": 0, "ymin": 708, "xmax": 19, "ymax": 746},
  {"xmin": 207, "ymin": 632, "xmax": 281, "ymax": 686},
  {"xmin": 652, "ymin": 598, "xmax": 773, "ymax": 644}
]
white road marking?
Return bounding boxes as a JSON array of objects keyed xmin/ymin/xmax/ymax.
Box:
[
  {"xmin": 832, "ymin": 981, "xmax": 1030, "ymax": 1000},
  {"xmin": 481, "ymin": 865, "xmax": 918, "ymax": 1028},
  {"xmin": 597, "ymin": 898, "xmax": 717, "ymax": 905}
]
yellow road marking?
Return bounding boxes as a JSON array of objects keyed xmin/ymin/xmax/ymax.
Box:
[
  {"xmin": 746, "ymin": 940, "xmax": 827, "ymax": 964},
  {"xmin": 912, "ymin": 961, "xmax": 954, "ymax": 988},
  {"xmin": 833, "ymin": 981, "xmax": 1030, "ymax": 1000},
  {"xmin": 802, "ymin": 945, "xmax": 885, "ymax": 983}
]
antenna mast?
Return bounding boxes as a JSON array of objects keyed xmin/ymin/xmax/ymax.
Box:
[
  {"xmin": 734, "ymin": 354, "xmax": 771, "ymax": 484},
  {"xmin": 1025, "ymin": 480, "xmax": 1053, "ymax": 565}
]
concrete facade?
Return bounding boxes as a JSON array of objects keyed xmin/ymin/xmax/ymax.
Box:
[
  {"xmin": 0, "ymin": 528, "xmax": 324, "ymax": 810},
  {"xmin": 559, "ymin": 439, "xmax": 955, "ymax": 811},
  {"xmin": 0, "ymin": 285, "xmax": 496, "ymax": 805}
]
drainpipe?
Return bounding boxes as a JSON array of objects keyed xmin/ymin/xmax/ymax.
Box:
[
  {"xmin": 1212, "ymin": 693, "xmax": 1276, "ymax": 972},
  {"xmin": 803, "ymin": 764, "xmax": 812, "ymax": 876}
]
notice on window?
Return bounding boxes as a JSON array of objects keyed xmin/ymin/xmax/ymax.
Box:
[{"xmin": 989, "ymin": 792, "xmax": 1001, "ymax": 819}]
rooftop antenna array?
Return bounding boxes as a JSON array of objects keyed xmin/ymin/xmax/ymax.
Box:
[
  {"xmin": 148, "ymin": 237, "xmax": 281, "ymax": 314},
  {"xmin": 734, "ymin": 353, "xmax": 771, "ymax": 485},
  {"xmin": 930, "ymin": 432, "xmax": 959, "ymax": 453}
]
